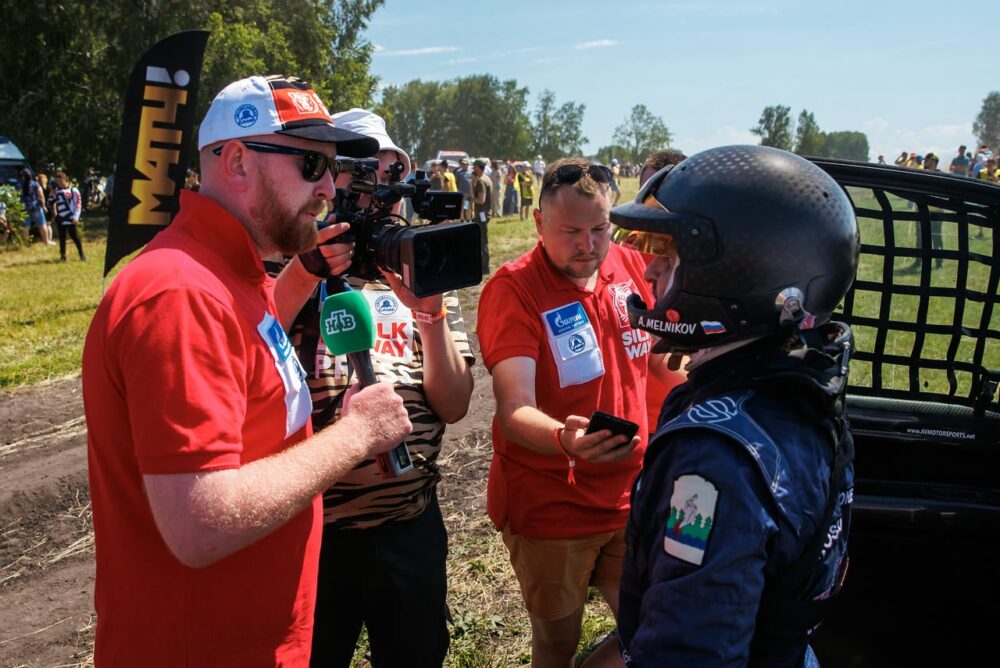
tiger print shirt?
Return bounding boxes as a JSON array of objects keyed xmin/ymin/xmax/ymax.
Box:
[{"xmin": 266, "ymin": 263, "xmax": 474, "ymax": 529}]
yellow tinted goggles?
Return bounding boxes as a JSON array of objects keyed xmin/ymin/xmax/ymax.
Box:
[{"xmin": 610, "ymin": 226, "xmax": 677, "ymax": 258}]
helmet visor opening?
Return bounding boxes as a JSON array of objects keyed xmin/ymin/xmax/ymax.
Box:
[{"xmin": 611, "ymin": 226, "xmax": 677, "ymax": 258}]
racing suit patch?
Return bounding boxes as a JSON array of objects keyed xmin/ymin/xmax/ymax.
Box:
[{"xmin": 664, "ymin": 474, "xmax": 718, "ymax": 566}]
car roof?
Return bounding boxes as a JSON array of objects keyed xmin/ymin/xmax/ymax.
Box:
[{"xmin": 0, "ymin": 137, "xmax": 26, "ymax": 161}]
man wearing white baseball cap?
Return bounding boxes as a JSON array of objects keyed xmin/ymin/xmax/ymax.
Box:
[
  {"xmin": 331, "ymin": 107, "xmax": 412, "ymax": 176},
  {"xmin": 264, "ymin": 107, "xmax": 474, "ymax": 668},
  {"xmin": 83, "ymin": 75, "xmax": 412, "ymax": 666}
]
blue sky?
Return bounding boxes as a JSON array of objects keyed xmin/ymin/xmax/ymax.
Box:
[{"xmin": 365, "ymin": 1, "xmax": 996, "ymax": 162}]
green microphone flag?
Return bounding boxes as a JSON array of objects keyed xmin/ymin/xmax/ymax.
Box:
[
  {"xmin": 320, "ymin": 290, "xmax": 376, "ymax": 356},
  {"xmin": 319, "ymin": 286, "xmax": 413, "ymax": 477}
]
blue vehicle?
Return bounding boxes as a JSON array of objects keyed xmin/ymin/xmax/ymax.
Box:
[{"xmin": 0, "ymin": 136, "xmax": 31, "ymax": 186}]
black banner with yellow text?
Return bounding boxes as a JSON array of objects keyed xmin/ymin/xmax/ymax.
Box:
[{"xmin": 104, "ymin": 30, "xmax": 209, "ymax": 276}]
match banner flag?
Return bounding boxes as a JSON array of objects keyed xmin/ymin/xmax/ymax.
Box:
[{"xmin": 104, "ymin": 30, "xmax": 209, "ymax": 276}]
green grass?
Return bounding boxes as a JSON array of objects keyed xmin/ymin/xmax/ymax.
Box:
[
  {"xmin": 844, "ymin": 186, "xmax": 999, "ymax": 397},
  {"xmin": 0, "ymin": 181, "xmax": 644, "ymax": 390},
  {"xmin": 0, "ymin": 215, "xmax": 122, "ymax": 390}
]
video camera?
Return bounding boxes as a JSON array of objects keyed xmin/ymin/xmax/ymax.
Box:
[{"xmin": 324, "ymin": 157, "xmax": 484, "ymax": 297}]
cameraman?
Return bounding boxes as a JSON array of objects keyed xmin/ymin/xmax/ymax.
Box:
[{"xmin": 267, "ymin": 108, "xmax": 475, "ymax": 668}]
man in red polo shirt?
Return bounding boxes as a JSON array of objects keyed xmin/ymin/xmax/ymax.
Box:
[
  {"xmin": 477, "ymin": 157, "xmax": 673, "ymax": 668},
  {"xmin": 82, "ymin": 75, "xmax": 412, "ymax": 666}
]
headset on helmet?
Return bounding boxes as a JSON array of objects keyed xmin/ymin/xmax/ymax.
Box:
[{"xmin": 610, "ymin": 145, "xmax": 860, "ymax": 354}]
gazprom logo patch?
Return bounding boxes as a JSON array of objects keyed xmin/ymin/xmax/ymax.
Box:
[
  {"xmin": 544, "ymin": 302, "xmax": 588, "ymax": 336},
  {"xmin": 234, "ymin": 104, "xmax": 258, "ymax": 128},
  {"xmin": 266, "ymin": 318, "xmax": 291, "ymax": 362}
]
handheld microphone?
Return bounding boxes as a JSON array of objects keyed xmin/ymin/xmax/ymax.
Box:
[{"xmin": 320, "ymin": 285, "xmax": 414, "ymax": 477}]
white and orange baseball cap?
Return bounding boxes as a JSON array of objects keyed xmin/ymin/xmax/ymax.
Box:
[{"xmin": 198, "ymin": 75, "xmax": 378, "ymax": 157}]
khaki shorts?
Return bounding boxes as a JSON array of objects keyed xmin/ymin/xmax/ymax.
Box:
[{"xmin": 501, "ymin": 525, "xmax": 626, "ymax": 621}]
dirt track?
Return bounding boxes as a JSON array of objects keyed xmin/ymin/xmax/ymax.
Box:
[{"xmin": 0, "ymin": 336, "xmax": 498, "ymax": 667}]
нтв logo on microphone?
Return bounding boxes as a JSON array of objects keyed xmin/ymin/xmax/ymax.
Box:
[{"xmin": 324, "ymin": 309, "xmax": 356, "ymax": 335}]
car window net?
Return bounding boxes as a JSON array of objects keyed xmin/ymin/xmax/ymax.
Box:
[{"xmin": 814, "ymin": 161, "xmax": 1000, "ymax": 416}]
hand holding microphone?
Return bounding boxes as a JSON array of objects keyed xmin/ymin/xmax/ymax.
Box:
[{"xmin": 320, "ymin": 283, "xmax": 414, "ymax": 476}]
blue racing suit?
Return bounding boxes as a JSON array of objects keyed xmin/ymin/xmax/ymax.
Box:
[{"xmin": 618, "ymin": 326, "xmax": 854, "ymax": 667}]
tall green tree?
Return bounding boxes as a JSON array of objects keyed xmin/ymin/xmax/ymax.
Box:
[
  {"xmin": 553, "ymin": 100, "xmax": 588, "ymax": 158},
  {"xmin": 448, "ymin": 75, "xmax": 531, "ymax": 159},
  {"xmin": 530, "ymin": 90, "xmax": 588, "ymax": 160},
  {"xmin": 0, "ymin": 0, "xmax": 383, "ymax": 178},
  {"xmin": 822, "ymin": 131, "xmax": 870, "ymax": 161},
  {"xmin": 531, "ymin": 90, "xmax": 559, "ymax": 160},
  {"xmin": 377, "ymin": 80, "xmax": 448, "ymax": 163},
  {"xmin": 323, "ymin": 0, "xmax": 384, "ymax": 112},
  {"xmin": 973, "ymin": 92, "xmax": 1000, "ymax": 154},
  {"xmin": 794, "ymin": 110, "xmax": 825, "ymax": 156},
  {"xmin": 751, "ymin": 105, "xmax": 794, "ymax": 151},
  {"xmin": 377, "ymin": 75, "xmax": 532, "ymax": 163},
  {"xmin": 612, "ymin": 105, "xmax": 672, "ymax": 164}
]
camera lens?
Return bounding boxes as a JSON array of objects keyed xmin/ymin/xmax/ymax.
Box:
[{"xmin": 413, "ymin": 238, "xmax": 447, "ymax": 275}]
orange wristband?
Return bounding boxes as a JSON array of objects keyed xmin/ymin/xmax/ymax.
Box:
[
  {"xmin": 553, "ymin": 426, "xmax": 576, "ymax": 485},
  {"xmin": 413, "ymin": 306, "xmax": 447, "ymax": 324}
]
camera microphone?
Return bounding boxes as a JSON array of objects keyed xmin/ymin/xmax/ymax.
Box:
[{"xmin": 319, "ymin": 282, "xmax": 414, "ymax": 477}]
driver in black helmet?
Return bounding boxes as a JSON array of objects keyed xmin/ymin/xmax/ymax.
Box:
[{"xmin": 583, "ymin": 145, "xmax": 859, "ymax": 667}]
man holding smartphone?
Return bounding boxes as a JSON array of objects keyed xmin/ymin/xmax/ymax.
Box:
[{"xmin": 477, "ymin": 157, "xmax": 672, "ymax": 668}]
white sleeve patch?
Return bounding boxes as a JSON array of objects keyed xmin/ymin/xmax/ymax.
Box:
[{"xmin": 663, "ymin": 474, "xmax": 718, "ymax": 566}]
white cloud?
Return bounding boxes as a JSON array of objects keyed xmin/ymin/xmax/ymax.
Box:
[
  {"xmin": 511, "ymin": 46, "xmax": 543, "ymax": 54},
  {"xmin": 865, "ymin": 121, "xmax": 974, "ymax": 163},
  {"xmin": 377, "ymin": 46, "xmax": 461, "ymax": 57},
  {"xmin": 372, "ymin": 44, "xmax": 384, "ymax": 53},
  {"xmin": 534, "ymin": 56, "xmax": 579, "ymax": 65},
  {"xmin": 864, "ymin": 118, "xmax": 889, "ymax": 133},
  {"xmin": 674, "ymin": 125, "xmax": 759, "ymax": 156},
  {"xmin": 448, "ymin": 57, "xmax": 478, "ymax": 65},
  {"xmin": 574, "ymin": 39, "xmax": 620, "ymax": 50}
]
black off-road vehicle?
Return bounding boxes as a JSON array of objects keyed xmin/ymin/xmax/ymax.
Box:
[{"xmin": 807, "ymin": 160, "xmax": 999, "ymax": 666}]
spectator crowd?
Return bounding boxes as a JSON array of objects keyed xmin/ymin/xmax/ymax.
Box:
[
  {"xmin": 421, "ymin": 154, "xmax": 634, "ymax": 223},
  {"xmin": 880, "ymin": 143, "xmax": 1000, "ymax": 182}
]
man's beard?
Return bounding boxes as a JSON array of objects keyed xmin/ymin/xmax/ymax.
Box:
[
  {"xmin": 559, "ymin": 249, "xmax": 606, "ymax": 279},
  {"xmin": 250, "ymin": 173, "xmax": 319, "ymax": 255}
]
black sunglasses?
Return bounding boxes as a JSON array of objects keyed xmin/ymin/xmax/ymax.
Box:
[
  {"xmin": 212, "ymin": 140, "xmax": 338, "ymax": 182},
  {"xmin": 540, "ymin": 163, "xmax": 613, "ymax": 196}
]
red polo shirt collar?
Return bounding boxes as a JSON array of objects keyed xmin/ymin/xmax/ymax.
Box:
[{"xmin": 171, "ymin": 190, "xmax": 267, "ymax": 283}]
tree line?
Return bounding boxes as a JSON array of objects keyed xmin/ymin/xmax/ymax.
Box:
[
  {"xmin": 0, "ymin": 0, "xmax": 384, "ymax": 178},
  {"xmin": 752, "ymin": 93, "xmax": 1000, "ymax": 162},
  {"xmin": 750, "ymin": 105, "xmax": 870, "ymax": 161}
]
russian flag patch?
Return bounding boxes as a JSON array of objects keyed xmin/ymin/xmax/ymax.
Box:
[{"xmin": 701, "ymin": 321, "xmax": 726, "ymax": 335}]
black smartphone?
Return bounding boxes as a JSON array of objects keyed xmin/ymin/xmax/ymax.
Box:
[{"xmin": 585, "ymin": 410, "xmax": 640, "ymax": 441}]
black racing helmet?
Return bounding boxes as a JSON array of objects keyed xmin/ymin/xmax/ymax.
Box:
[{"xmin": 610, "ymin": 145, "xmax": 860, "ymax": 353}]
